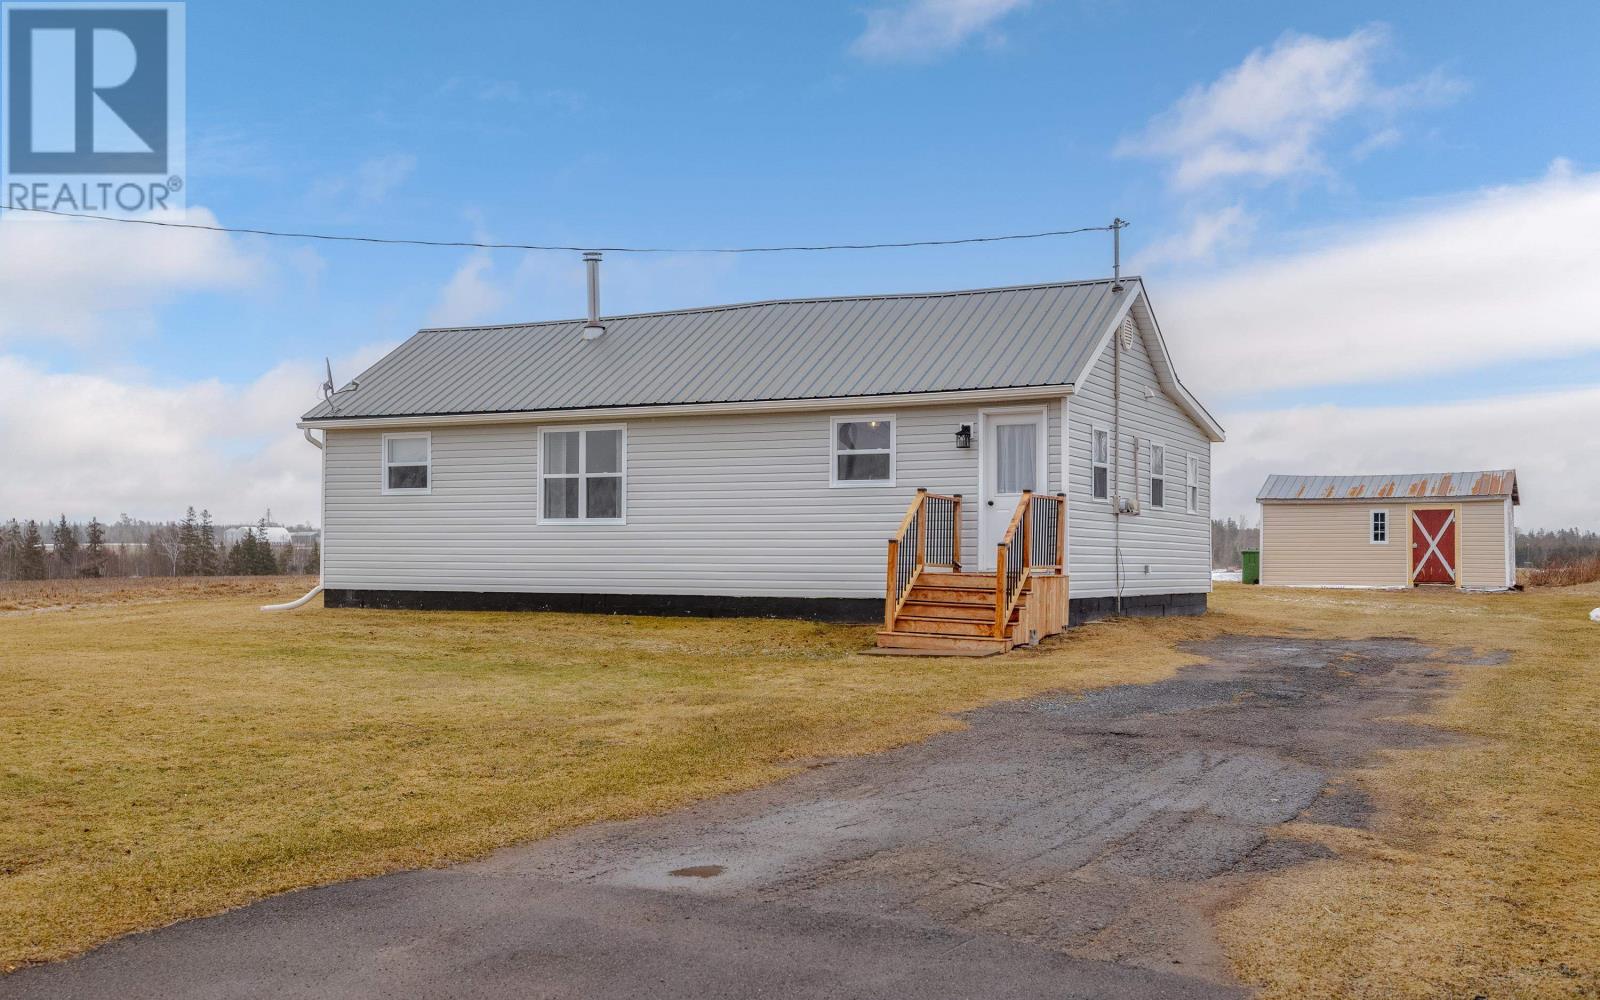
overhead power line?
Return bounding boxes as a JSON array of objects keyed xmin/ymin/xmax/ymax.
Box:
[{"xmin": 0, "ymin": 203, "xmax": 1125, "ymax": 254}]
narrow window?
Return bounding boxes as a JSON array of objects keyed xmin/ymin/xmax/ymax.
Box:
[
  {"xmin": 382, "ymin": 433, "xmax": 430, "ymax": 493},
  {"xmin": 541, "ymin": 426, "xmax": 626, "ymax": 522},
  {"xmin": 1371, "ymin": 510, "xmax": 1388, "ymax": 544},
  {"xmin": 831, "ymin": 416, "xmax": 894, "ymax": 486},
  {"xmin": 1091, "ymin": 428, "xmax": 1109, "ymax": 501},
  {"xmin": 1150, "ymin": 442, "xmax": 1166, "ymax": 509},
  {"xmin": 1187, "ymin": 454, "xmax": 1200, "ymax": 513}
]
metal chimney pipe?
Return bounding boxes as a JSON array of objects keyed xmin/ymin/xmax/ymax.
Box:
[{"xmin": 582, "ymin": 251, "xmax": 604, "ymax": 339}]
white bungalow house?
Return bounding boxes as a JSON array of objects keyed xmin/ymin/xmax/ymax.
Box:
[{"xmin": 296, "ymin": 262, "xmax": 1224, "ymax": 653}]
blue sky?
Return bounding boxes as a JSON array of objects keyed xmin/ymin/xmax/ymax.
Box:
[{"xmin": 3, "ymin": 0, "xmax": 1599, "ymax": 528}]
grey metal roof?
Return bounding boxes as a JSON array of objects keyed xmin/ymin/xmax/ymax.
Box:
[
  {"xmin": 1257, "ymin": 470, "xmax": 1519, "ymax": 504},
  {"xmin": 302, "ymin": 279, "xmax": 1133, "ymax": 420}
]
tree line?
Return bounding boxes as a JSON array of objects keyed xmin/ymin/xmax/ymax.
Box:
[{"xmin": 0, "ymin": 509, "xmax": 319, "ymax": 581}]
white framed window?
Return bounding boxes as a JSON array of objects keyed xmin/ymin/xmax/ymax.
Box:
[
  {"xmin": 1090, "ymin": 427, "xmax": 1110, "ymax": 501},
  {"xmin": 1370, "ymin": 509, "xmax": 1389, "ymax": 544},
  {"xmin": 830, "ymin": 415, "xmax": 895, "ymax": 486},
  {"xmin": 382, "ymin": 432, "xmax": 431, "ymax": 494},
  {"xmin": 539, "ymin": 425, "xmax": 626, "ymax": 523},
  {"xmin": 1150, "ymin": 441, "xmax": 1166, "ymax": 509},
  {"xmin": 1187, "ymin": 454, "xmax": 1201, "ymax": 513}
]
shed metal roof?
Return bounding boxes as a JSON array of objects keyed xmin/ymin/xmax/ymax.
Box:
[
  {"xmin": 1257, "ymin": 470, "xmax": 1519, "ymax": 504},
  {"xmin": 303, "ymin": 279, "xmax": 1135, "ymax": 421}
]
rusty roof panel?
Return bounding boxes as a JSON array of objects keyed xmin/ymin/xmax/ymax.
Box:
[{"xmin": 1257, "ymin": 470, "xmax": 1518, "ymax": 504}]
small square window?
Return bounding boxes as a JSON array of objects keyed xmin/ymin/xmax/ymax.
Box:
[
  {"xmin": 831, "ymin": 416, "xmax": 895, "ymax": 486},
  {"xmin": 382, "ymin": 433, "xmax": 431, "ymax": 494}
]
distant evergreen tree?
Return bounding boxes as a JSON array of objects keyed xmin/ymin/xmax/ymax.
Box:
[
  {"xmin": 225, "ymin": 530, "xmax": 255, "ymax": 576},
  {"xmin": 253, "ymin": 515, "xmax": 279, "ymax": 575},
  {"xmin": 20, "ymin": 520, "xmax": 47, "ymax": 580},
  {"xmin": 177, "ymin": 507, "xmax": 200, "ymax": 575},
  {"xmin": 0, "ymin": 519, "xmax": 21, "ymax": 580},
  {"xmin": 83, "ymin": 517, "xmax": 106, "ymax": 577},
  {"xmin": 52, "ymin": 514, "xmax": 79, "ymax": 576},
  {"xmin": 305, "ymin": 538, "xmax": 320, "ymax": 577},
  {"xmin": 196, "ymin": 510, "xmax": 219, "ymax": 576}
]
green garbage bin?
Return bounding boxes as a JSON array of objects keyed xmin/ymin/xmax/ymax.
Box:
[{"xmin": 1241, "ymin": 549, "xmax": 1260, "ymax": 585}]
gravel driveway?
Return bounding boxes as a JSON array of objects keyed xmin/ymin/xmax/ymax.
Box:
[{"xmin": 2, "ymin": 635, "xmax": 1489, "ymax": 999}]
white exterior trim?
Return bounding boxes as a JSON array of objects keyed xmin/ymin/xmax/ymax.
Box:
[
  {"xmin": 301, "ymin": 384, "xmax": 1077, "ymax": 432},
  {"xmin": 380, "ymin": 432, "xmax": 432, "ymax": 495}
]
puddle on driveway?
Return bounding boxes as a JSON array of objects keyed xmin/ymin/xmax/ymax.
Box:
[{"xmin": 668, "ymin": 865, "xmax": 726, "ymax": 878}]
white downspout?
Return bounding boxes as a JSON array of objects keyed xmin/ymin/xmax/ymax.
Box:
[{"xmin": 261, "ymin": 428, "xmax": 325, "ymax": 611}]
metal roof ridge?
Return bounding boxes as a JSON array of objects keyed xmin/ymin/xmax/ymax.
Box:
[{"xmin": 413, "ymin": 276, "xmax": 1138, "ymax": 335}]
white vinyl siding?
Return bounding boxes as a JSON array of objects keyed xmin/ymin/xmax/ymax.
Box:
[
  {"xmin": 323, "ymin": 399, "xmax": 1062, "ymax": 599},
  {"xmin": 1066, "ymin": 314, "xmax": 1213, "ymax": 600}
]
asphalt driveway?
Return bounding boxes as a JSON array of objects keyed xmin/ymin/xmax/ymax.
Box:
[{"xmin": 2, "ymin": 635, "xmax": 1484, "ymax": 999}]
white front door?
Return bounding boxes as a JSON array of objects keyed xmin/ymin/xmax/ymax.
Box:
[{"xmin": 979, "ymin": 409, "xmax": 1045, "ymax": 570}]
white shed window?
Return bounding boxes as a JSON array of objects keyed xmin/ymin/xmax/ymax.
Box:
[
  {"xmin": 1150, "ymin": 442, "xmax": 1166, "ymax": 509},
  {"xmin": 1187, "ymin": 454, "xmax": 1200, "ymax": 513},
  {"xmin": 541, "ymin": 426, "xmax": 625, "ymax": 522},
  {"xmin": 1370, "ymin": 510, "xmax": 1388, "ymax": 544},
  {"xmin": 1091, "ymin": 428, "xmax": 1110, "ymax": 501},
  {"xmin": 382, "ymin": 433, "xmax": 430, "ymax": 493},
  {"xmin": 831, "ymin": 416, "xmax": 894, "ymax": 486}
]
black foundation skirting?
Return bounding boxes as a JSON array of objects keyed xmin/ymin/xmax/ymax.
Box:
[
  {"xmin": 323, "ymin": 588, "xmax": 884, "ymax": 623},
  {"xmin": 1069, "ymin": 591, "xmax": 1208, "ymax": 627}
]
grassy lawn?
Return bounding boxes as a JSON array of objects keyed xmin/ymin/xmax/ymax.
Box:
[{"xmin": 2, "ymin": 576, "xmax": 1596, "ymax": 996}]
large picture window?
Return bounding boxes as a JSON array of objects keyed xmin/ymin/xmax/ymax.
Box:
[
  {"xmin": 382, "ymin": 433, "xmax": 431, "ymax": 494},
  {"xmin": 541, "ymin": 426, "xmax": 625, "ymax": 522},
  {"xmin": 831, "ymin": 415, "xmax": 895, "ymax": 486}
]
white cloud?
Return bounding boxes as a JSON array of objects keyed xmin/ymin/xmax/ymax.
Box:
[
  {"xmin": 309, "ymin": 153, "xmax": 418, "ymax": 205},
  {"xmin": 426, "ymin": 251, "xmax": 735, "ymax": 328},
  {"xmin": 1118, "ymin": 25, "xmax": 1462, "ymax": 191},
  {"xmin": 1161, "ymin": 164, "xmax": 1600, "ymax": 395},
  {"xmin": 1137, "ymin": 204, "xmax": 1255, "ymax": 267},
  {"xmin": 851, "ymin": 0, "xmax": 1030, "ymax": 61},
  {"xmin": 0, "ymin": 207, "xmax": 263, "ymax": 342},
  {"xmin": 0, "ymin": 345, "xmax": 391, "ymax": 526},
  {"xmin": 1212, "ymin": 386, "xmax": 1600, "ymax": 531}
]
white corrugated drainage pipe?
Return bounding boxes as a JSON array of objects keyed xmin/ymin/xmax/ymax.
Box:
[{"xmin": 262, "ymin": 429, "xmax": 326, "ymax": 612}]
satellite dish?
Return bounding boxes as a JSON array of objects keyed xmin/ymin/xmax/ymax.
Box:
[{"xmin": 321, "ymin": 358, "xmax": 358, "ymax": 413}]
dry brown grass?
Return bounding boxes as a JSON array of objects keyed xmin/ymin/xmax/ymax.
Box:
[
  {"xmin": 1527, "ymin": 556, "xmax": 1600, "ymax": 588},
  {"xmin": 1210, "ymin": 581, "xmax": 1600, "ymax": 999},
  {"xmin": 0, "ymin": 576, "xmax": 1217, "ymax": 971},
  {"xmin": 3, "ymin": 578, "xmax": 1595, "ymax": 994}
]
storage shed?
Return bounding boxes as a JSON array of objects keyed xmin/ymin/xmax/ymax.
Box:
[{"xmin": 1256, "ymin": 470, "xmax": 1519, "ymax": 591}]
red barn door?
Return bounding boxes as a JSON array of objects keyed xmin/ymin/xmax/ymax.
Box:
[{"xmin": 1410, "ymin": 508, "xmax": 1457, "ymax": 585}]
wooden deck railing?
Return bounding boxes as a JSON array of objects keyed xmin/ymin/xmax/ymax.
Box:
[
  {"xmin": 885, "ymin": 489, "xmax": 962, "ymax": 628},
  {"xmin": 992, "ymin": 491, "xmax": 1068, "ymax": 639}
]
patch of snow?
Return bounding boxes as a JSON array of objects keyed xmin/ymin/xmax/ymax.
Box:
[
  {"xmin": 1212, "ymin": 569, "xmax": 1243, "ymax": 583},
  {"xmin": 1590, "ymin": 608, "xmax": 1600, "ymax": 624}
]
